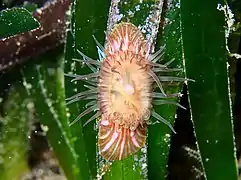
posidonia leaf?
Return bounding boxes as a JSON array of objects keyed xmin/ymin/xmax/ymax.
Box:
[
  {"xmin": 102, "ymin": 1, "xmax": 164, "ymax": 179},
  {"xmin": 0, "ymin": 84, "xmax": 31, "ymax": 180},
  {"xmin": 181, "ymin": 0, "xmax": 238, "ymax": 179},
  {"xmin": 0, "ymin": 7, "xmax": 39, "ymax": 38},
  {"xmin": 99, "ymin": 0, "xmax": 185, "ymax": 179},
  {"xmin": 148, "ymin": 0, "xmax": 185, "ymax": 178},
  {"xmin": 22, "ymin": 47, "xmax": 82, "ymax": 180},
  {"xmin": 64, "ymin": 0, "xmax": 110, "ymax": 178}
]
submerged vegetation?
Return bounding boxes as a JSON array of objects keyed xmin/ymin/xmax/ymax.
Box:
[{"xmin": 0, "ymin": 0, "xmax": 240, "ymax": 179}]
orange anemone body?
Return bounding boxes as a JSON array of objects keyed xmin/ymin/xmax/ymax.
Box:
[{"xmin": 97, "ymin": 23, "xmax": 153, "ymax": 160}]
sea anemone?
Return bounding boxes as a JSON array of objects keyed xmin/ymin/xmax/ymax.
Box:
[{"xmin": 66, "ymin": 22, "xmax": 186, "ymax": 161}]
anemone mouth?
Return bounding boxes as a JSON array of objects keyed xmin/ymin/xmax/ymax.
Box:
[{"xmin": 97, "ymin": 50, "xmax": 153, "ymax": 128}]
